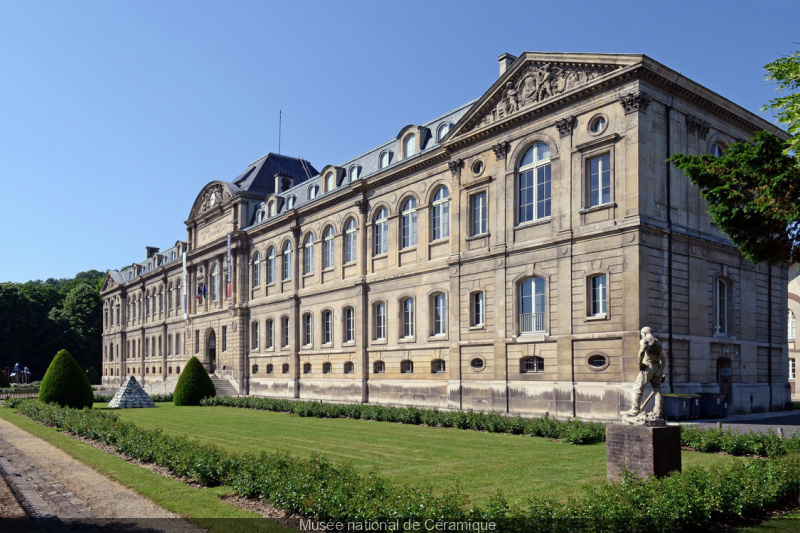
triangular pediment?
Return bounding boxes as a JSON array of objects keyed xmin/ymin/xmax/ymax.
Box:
[
  {"xmin": 448, "ymin": 52, "xmax": 644, "ymax": 141},
  {"xmin": 100, "ymin": 271, "xmax": 119, "ymax": 293}
]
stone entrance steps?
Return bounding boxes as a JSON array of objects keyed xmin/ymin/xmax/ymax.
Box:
[{"xmin": 211, "ymin": 377, "xmax": 239, "ymax": 397}]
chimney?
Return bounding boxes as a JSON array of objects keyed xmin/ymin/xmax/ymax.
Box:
[
  {"xmin": 498, "ymin": 53, "xmax": 517, "ymax": 77},
  {"xmin": 146, "ymin": 246, "xmax": 160, "ymax": 259}
]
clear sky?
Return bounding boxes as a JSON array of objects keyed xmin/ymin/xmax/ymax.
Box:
[{"xmin": 0, "ymin": 0, "xmax": 797, "ymax": 283}]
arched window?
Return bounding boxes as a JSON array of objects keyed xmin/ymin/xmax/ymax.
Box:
[
  {"xmin": 401, "ymin": 198, "xmax": 417, "ymax": 249},
  {"xmin": 266, "ymin": 319, "xmax": 274, "ymax": 348},
  {"xmin": 374, "ymin": 302, "xmax": 386, "ymax": 340},
  {"xmin": 308, "ymin": 185, "xmax": 319, "ymax": 199},
  {"xmin": 281, "ymin": 316, "xmax": 290, "ymax": 348},
  {"xmin": 521, "ymin": 357, "xmax": 544, "ymax": 373},
  {"xmin": 322, "ymin": 362, "xmax": 332, "ymax": 374},
  {"xmin": 431, "ymin": 187, "xmax": 450, "ymax": 240},
  {"xmin": 436, "ymin": 123, "xmax": 450, "ymax": 142},
  {"xmin": 303, "ymin": 363, "xmax": 312, "ymax": 374},
  {"xmin": 268, "ymin": 201, "xmax": 276, "ymax": 217},
  {"xmin": 715, "ymin": 279, "xmax": 728, "ymax": 335},
  {"xmin": 325, "ymin": 172, "xmax": 335, "ymax": 193},
  {"xmin": 251, "ymin": 321, "xmax": 259, "ymax": 350},
  {"xmin": 404, "ymin": 134, "xmax": 416, "ymax": 158},
  {"xmin": 789, "ymin": 310, "xmax": 796, "ymax": 341},
  {"xmin": 168, "ymin": 283, "xmax": 174, "ymax": 310},
  {"xmin": 252, "ymin": 252, "xmax": 261, "ymax": 288},
  {"xmin": 175, "ymin": 333, "xmax": 180, "ymax": 355},
  {"xmin": 211, "ymin": 264, "xmax": 220, "ymax": 301},
  {"xmin": 373, "ymin": 360, "xmax": 385, "ymax": 373},
  {"xmin": 282, "ymin": 363, "xmax": 290, "ymax": 374},
  {"xmin": 374, "ymin": 208, "xmax": 388, "ymax": 255},
  {"xmin": 401, "ymin": 298, "xmax": 414, "ymax": 338},
  {"xmin": 266, "ymin": 364, "xmax": 274, "ymax": 374},
  {"xmin": 401, "ymin": 359, "xmax": 414, "ymax": 373},
  {"xmin": 520, "ymin": 277, "xmax": 546, "ymax": 333},
  {"xmin": 517, "ymin": 142, "xmax": 552, "ymax": 224},
  {"xmin": 287, "ymin": 195, "xmax": 296, "ymax": 209},
  {"xmin": 344, "ymin": 361, "xmax": 354, "ymax": 374},
  {"xmin": 349, "ymin": 166, "xmax": 359, "ymax": 182},
  {"xmin": 589, "ymin": 274, "xmax": 607, "ymax": 317},
  {"xmin": 267, "ymin": 247, "xmax": 276, "ymax": 284},
  {"xmin": 432, "ymin": 293, "xmax": 447, "ymax": 336},
  {"xmin": 344, "ymin": 218, "xmax": 357, "ymax": 264},
  {"xmin": 323, "ymin": 226, "xmax": 335, "ymax": 269},
  {"xmin": 379, "ymin": 151, "xmax": 390, "ymax": 169},
  {"xmin": 176, "ymin": 283, "xmax": 182, "ymax": 309},
  {"xmin": 710, "ymin": 142, "xmax": 726, "ymax": 157},
  {"xmin": 304, "ymin": 234, "xmax": 315, "ymax": 275},
  {"xmin": 283, "ymin": 242, "xmax": 293, "ymax": 280},
  {"xmin": 431, "ymin": 359, "xmax": 446, "ymax": 373},
  {"xmin": 252, "ymin": 364, "xmax": 259, "ymax": 374},
  {"xmin": 322, "ymin": 310, "xmax": 332, "ymax": 344},
  {"xmin": 344, "ymin": 306, "xmax": 355, "ymax": 343}
]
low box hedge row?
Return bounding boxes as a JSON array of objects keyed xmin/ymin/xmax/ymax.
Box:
[
  {"xmin": 8, "ymin": 399, "xmax": 800, "ymax": 532},
  {"xmin": 93, "ymin": 392, "xmax": 174, "ymax": 403},
  {"xmin": 200, "ymin": 395, "xmax": 800, "ymax": 456}
]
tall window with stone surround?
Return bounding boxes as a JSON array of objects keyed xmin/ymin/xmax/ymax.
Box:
[
  {"xmin": 401, "ymin": 198, "xmax": 417, "ymax": 248},
  {"xmin": 517, "ymin": 142, "xmax": 551, "ymax": 224},
  {"xmin": 344, "ymin": 218, "xmax": 357, "ymax": 264}
]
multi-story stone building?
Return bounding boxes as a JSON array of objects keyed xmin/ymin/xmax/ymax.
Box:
[
  {"xmin": 101, "ymin": 52, "xmax": 790, "ymax": 419},
  {"xmin": 788, "ymin": 264, "xmax": 798, "ymax": 399}
]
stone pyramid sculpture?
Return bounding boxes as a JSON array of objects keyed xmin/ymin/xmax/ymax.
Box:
[{"xmin": 108, "ymin": 376, "xmax": 156, "ymax": 408}]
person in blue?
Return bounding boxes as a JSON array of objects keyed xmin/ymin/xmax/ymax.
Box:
[{"xmin": 623, "ymin": 327, "xmax": 666, "ymax": 419}]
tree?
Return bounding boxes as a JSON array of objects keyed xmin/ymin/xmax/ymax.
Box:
[
  {"xmin": 669, "ymin": 130, "xmax": 800, "ymax": 265},
  {"xmin": 173, "ymin": 356, "xmax": 216, "ymax": 406},
  {"xmin": 49, "ymin": 282, "xmax": 102, "ymax": 371},
  {"xmin": 764, "ymin": 51, "xmax": 800, "ymax": 159},
  {"xmin": 38, "ymin": 349, "xmax": 94, "ymax": 409}
]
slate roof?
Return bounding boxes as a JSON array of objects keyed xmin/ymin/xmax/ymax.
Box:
[{"xmin": 232, "ymin": 153, "xmax": 318, "ymax": 196}]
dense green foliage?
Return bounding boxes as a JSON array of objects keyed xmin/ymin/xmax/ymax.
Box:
[
  {"xmin": 669, "ymin": 130, "xmax": 800, "ymax": 264},
  {"xmin": 680, "ymin": 424, "xmax": 800, "ymax": 457},
  {"xmin": 201, "ymin": 395, "xmax": 606, "ymax": 444},
  {"xmin": 10, "ymin": 399, "xmax": 800, "ymax": 532},
  {"xmin": 85, "ymin": 366, "xmax": 101, "ymax": 385},
  {"xmin": 173, "ymin": 357, "xmax": 216, "ymax": 406},
  {"xmin": 764, "ymin": 50, "xmax": 800, "ymax": 159},
  {"xmin": 0, "ymin": 270, "xmax": 104, "ymax": 379},
  {"xmin": 38, "ymin": 349, "xmax": 94, "ymax": 409}
]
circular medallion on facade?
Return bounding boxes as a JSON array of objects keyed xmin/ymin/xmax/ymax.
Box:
[{"xmin": 209, "ymin": 192, "xmax": 216, "ymax": 207}]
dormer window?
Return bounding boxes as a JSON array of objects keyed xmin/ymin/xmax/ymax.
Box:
[
  {"xmin": 404, "ymin": 134, "xmax": 416, "ymax": 158},
  {"xmin": 324, "ymin": 172, "xmax": 335, "ymax": 193},
  {"xmin": 349, "ymin": 166, "xmax": 359, "ymax": 182},
  {"xmin": 379, "ymin": 151, "xmax": 390, "ymax": 169},
  {"xmin": 287, "ymin": 196, "xmax": 296, "ymax": 209},
  {"xmin": 436, "ymin": 123, "xmax": 450, "ymax": 142},
  {"xmin": 309, "ymin": 185, "xmax": 319, "ymax": 200},
  {"xmin": 268, "ymin": 201, "xmax": 276, "ymax": 217}
]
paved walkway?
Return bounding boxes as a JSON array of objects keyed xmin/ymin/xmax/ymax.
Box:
[
  {"xmin": 676, "ymin": 410, "xmax": 800, "ymax": 435},
  {"xmin": 0, "ymin": 416, "xmax": 201, "ymax": 532}
]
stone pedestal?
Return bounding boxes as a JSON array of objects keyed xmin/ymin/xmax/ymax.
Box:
[{"xmin": 606, "ymin": 424, "xmax": 681, "ymax": 480}]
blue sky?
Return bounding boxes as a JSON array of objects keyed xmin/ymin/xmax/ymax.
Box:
[{"xmin": 0, "ymin": 0, "xmax": 797, "ymax": 283}]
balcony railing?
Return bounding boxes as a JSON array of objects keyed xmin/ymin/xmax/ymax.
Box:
[{"xmin": 520, "ymin": 312, "xmax": 545, "ymax": 334}]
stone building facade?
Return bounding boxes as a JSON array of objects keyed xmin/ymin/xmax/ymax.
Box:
[
  {"xmin": 788, "ymin": 264, "xmax": 798, "ymax": 399},
  {"xmin": 101, "ymin": 52, "xmax": 790, "ymax": 419}
]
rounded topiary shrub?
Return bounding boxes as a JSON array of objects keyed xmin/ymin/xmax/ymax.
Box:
[
  {"xmin": 38, "ymin": 349, "xmax": 94, "ymax": 409},
  {"xmin": 173, "ymin": 356, "xmax": 216, "ymax": 406}
]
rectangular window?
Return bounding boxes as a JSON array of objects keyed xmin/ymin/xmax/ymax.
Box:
[
  {"xmin": 266, "ymin": 319, "xmax": 273, "ymax": 348},
  {"xmin": 345, "ymin": 308, "xmax": 355, "ymax": 343},
  {"xmin": 303, "ymin": 315, "xmax": 312, "ymax": 346},
  {"xmin": 588, "ymin": 153, "xmax": 611, "ymax": 207},
  {"xmin": 375, "ymin": 303, "xmax": 386, "ymax": 340},
  {"xmin": 282, "ymin": 317, "xmax": 290, "ymax": 348},
  {"xmin": 304, "ymin": 244, "xmax": 314, "ymax": 275},
  {"xmin": 433, "ymin": 294, "xmax": 446, "ymax": 336},
  {"xmin": 715, "ymin": 279, "xmax": 728, "ymax": 335},
  {"xmin": 323, "ymin": 312, "xmax": 332, "ymax": 344},
  {"xmin": 222, "ymin": 326, "xmax": 227, "ymax": 352},
  {"xmin": 590, "ymin": 275, "xmax": 607, "ymax": 316},
  {"xmin": 472, "ymin": 292, "xmax": 484, "ymax": 326},
  {"xmin": 790, "ymin": 359, "xmax": 796, "ymax": 380},
  {"xmin": 175, "ymin": 334, "xmax": 180, "ymax": 355},
  {"xmin": 470, "ymin": 192, "xmax": 487, "ymax": 236},
  {"xmin": 402, "ymin": 299, "xmax": 414, "ymax": 338},
  {"xmin": 195, "ymin": 330, "xmax": 200, "ymax": 354}
]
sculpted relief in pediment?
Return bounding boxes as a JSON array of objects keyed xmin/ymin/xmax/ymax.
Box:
[
  {"xmin": 197, "ymin": 183, "xmax": 231, "ymax": 216},
  {"xmin": 477, "ymin": 63, "xmax": 617, "ymax": 129}
]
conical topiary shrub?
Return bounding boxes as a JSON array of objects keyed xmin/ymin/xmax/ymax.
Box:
[
  {"xmin": 173, "ymin": 356, "xmax": 216, "ymax": 406},
  {"xmin": 38, "ymin": 349, "xmax": 94, "ymax": 409}
]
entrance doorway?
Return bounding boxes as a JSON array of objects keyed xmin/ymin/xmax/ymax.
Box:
[
  {"xmin": 207, "ymin": 330, "xmax": 217, "ymax": 374},
  {"xmin": 717, "ymin": 357, "xmax": 732, "ymax": 404}
]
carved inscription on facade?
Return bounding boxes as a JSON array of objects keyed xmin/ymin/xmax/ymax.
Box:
[
  {"xmin": 478, "ymin": 63, "xmax": 616, "ymax": 129},
  {"xmin": 197, "ymin": 213, "xmax": 233, "ymax": 248}
]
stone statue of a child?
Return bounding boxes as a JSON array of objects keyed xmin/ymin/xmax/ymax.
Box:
[{"xmin": 623, "ymin": 326, "xmax": 666, "ymax": 419}]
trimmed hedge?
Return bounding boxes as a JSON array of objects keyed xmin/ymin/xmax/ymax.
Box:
[
  {"xmin": 8, "ymin": 399, "xmax": 800, "ymax": 532},
  {"xmin": 173, "ymin": 356, "xmax": 216, "ymax": 406},
  {"xmin": 680, "ymin": 424, "xmax": 800, "ymax": 457},
  {"xmin": 94, "ymin": 392, "xmax": 174, "ymax": 403},
  {"xmin": 200, "ymin": 395, "xmax": 607, "ymax": 445},
  {"xmin": 38, "ymin": 349, "xmax": 94, "ymax": 409}
]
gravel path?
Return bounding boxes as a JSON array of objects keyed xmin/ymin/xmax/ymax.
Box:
[{"xmin": 0, "ymin": 416, "xmax": 202, "ymax": 532}]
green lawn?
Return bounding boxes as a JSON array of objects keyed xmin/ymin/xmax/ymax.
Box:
[{"xmin": 110, "ymin": 402, "xmax": 735, "ymax": 505}]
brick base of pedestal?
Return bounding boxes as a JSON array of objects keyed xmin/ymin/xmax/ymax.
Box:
[{"xmin": 606, "ymin": 424, "xmax": 681, "ymax": 480}]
